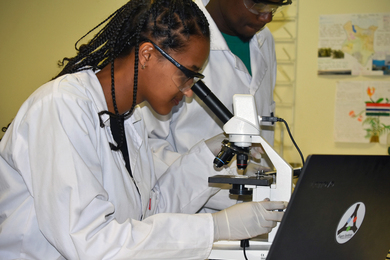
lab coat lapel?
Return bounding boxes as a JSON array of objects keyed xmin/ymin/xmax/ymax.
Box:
[
  {"xmin": 124, "ymin": 109, "xmax": 154, "ymax": 217},
  {"xmin": 249, "ymin": 30, "xmax": 268, "ymax": 95}
]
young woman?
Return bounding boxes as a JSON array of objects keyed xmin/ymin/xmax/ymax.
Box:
[{"xmin": 0, "ymin": 0, "xmax": 286, "ymax": 259}]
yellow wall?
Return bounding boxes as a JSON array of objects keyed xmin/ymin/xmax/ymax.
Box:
[
  {"xmin": 289, "ymin": 0, "xmax": 390, "ymax": 164},
  {"xmin": 0, "ymin": 0, "xmax": 127, "ymax": 137},
  {"xmin": 1, "ymin": 0, "xmax": 389, "ymax": 162}
]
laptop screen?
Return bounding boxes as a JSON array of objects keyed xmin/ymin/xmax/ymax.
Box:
[{"xmin": 267, "ymin": 154, "xmax": 390, "ymax": 260}]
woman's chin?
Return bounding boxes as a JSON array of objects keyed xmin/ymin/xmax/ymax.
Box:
[{"xmin": 151, "ymin": 105, "xmax": 173, "ymax": 116}]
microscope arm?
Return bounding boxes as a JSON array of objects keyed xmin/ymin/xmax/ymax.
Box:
[
  {"xmin": 192, "ymin": 81, "xmax": 293, "ymax": 245},
  {"xmin": 223, "ymin": 95, "xmax": 293, "ymax": 202},
  {"xmin": 251, "ymin": 135, "xmax": 293, "ymax": 202},
  {"xmin": 192, "ymin": 81, "xmax": 293, "ymax": 202}
]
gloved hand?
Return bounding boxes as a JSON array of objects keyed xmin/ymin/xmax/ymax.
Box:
[
  {"xmin": 205, "ymin": 133, "xmax": 228, "ymax": 157},
  {"xmin": 244, "ymin": 160, "xmax": 272, "ymax": 176},
  {"xmin": 211, "ymin": 201, "xmax": 287, "ymax": 241},
  {"xmin": 225, "ymin": 157, "xmax": 271, "ymax": 176},
  {"xmin": 249, "ymin": 144, "xmax": 264, "ymax": 160}
]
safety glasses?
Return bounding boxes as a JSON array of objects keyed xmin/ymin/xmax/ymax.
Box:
[
  {"xmin": 243, "ymin": 0, "xmax": 292, "ymax": 15},
  {"xmin": 148, "ymin": 40, "xmax": 205, "ymax": 93}
]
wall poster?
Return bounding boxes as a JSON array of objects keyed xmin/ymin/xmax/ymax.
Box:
[
  {"xmin": 318, "ymin": 13, "xmax": 390, "ymax": 76},
  {"xmin": 334, "ymin": 81, "xmax": 390, "ymax": 144}
]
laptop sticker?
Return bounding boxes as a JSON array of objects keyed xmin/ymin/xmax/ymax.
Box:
[{"xmin": 336, "ymin": 202, "xmax": 366, "ymax": 244}]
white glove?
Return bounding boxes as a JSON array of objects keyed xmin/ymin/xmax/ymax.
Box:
[
  {"xmin": 205, "ymin": 133, "xmax": 228, "ymax": 157},
  {"xmin": 226, "ymin": 159, "xmax": 271, "ymax": 176},
  {"xmin": 244, "ymin": 160, "xmax": 272, "ymax": 176},
  {"xmin": 211, "ymin": 201, "xmax": 287, "ymax": 241},
  {"xmin": 249, "ymin": 144, "xmax": 264, "ymax": 160}
]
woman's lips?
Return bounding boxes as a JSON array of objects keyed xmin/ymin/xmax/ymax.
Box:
[{"xmin": 172, "ymin": 97, "xmax": 180, "ymax": 106}]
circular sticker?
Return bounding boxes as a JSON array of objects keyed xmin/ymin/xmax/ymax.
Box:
[{"xmin": 335, "ymin": 202, "xmax": 366, "ymax": 244}]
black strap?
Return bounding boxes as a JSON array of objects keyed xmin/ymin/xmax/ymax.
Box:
[{"xmin": 110, "ymin": 116, "xmax": 132, "ymax": 177}]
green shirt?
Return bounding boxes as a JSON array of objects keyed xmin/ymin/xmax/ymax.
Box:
[{"xmin": 221, "ymin": 32, "xmax": 252, "ymax": 76}]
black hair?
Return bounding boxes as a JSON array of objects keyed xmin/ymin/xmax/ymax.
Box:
[{"xmin": 55, "ymin": 0, "xmax": 210, "ymax": 151}]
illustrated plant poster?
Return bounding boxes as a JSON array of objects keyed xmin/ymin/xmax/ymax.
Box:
[
  {"xmin": 318, "ymin": 13, "xmax": 390, "ymax": 76},
  {"xmin": 334, "ymin": 81, "xmax": 390, "ymax": 143}
]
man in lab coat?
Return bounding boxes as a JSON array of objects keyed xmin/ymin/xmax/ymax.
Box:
[{"xmin": 140, "ymin": 0, "xmax": 290, "ymax": 211}]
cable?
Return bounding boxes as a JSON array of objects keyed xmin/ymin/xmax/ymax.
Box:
[
  {"xmin": 243, "ymin": 245, "xmax": 248, "ymax": 260},
  {"xmin": 238, "ymin": 117, "xmax": 304, "ymax": 259},
  {"xmin": 241, "ymin": 239, "xmax": 249, "ymax": 260},
  {"xmin": 261, "ymin": 116, "xmax": 305, "ymax": 167}
]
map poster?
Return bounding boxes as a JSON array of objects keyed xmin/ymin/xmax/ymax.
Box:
[
  {"xmin": 334, "ymin": 81, "xmax": 390, "ymax": 144},
  {"xmin": 318, "ymin": 13, "xmax": 390, "ymax": 76}
]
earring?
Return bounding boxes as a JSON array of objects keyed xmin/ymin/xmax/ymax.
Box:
[{"xmin": 141, "ymin": 63, "xmax": 146, "ymax": 69}]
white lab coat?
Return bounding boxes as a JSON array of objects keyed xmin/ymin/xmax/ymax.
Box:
[
  {"xmin": 139, "ymin": 0, "xmax": 277, "ymax": 207},
  {"xmin": 0, "ymin": 70, "xmax": 219, "ymax": 259}
]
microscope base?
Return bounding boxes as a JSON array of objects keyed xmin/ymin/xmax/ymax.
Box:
[{"xmin": 209, "ymin": 238, "xmax": 272, "ymax": 260}]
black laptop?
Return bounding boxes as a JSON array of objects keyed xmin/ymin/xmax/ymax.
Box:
[{"xmin": 267, "ymin": 154, "xmax": 390, "ymax": 260}]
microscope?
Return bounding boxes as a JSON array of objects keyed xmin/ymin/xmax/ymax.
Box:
[{"xmin": 192, "ymin": 80, "xmax": 294, "ymax": 259}]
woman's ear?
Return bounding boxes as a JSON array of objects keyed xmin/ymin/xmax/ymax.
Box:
[{"xmin": 138, "ymin": 42, "xmax": 154, "ymax": 68}]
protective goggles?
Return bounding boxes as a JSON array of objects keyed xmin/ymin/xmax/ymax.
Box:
[
  {"xmin": 148, "ymin": 40, "xmax": 205, "ymax": 92},
  {"xmin": 243, "ymin": 0, "xmax": 292, "ymax": 15}
]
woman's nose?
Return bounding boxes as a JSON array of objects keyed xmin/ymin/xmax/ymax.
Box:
[{"xmin": 182, "ymin": 88, "xmax": 193, "ymax": 98}]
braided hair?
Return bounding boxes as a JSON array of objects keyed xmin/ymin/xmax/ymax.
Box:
[{"xmin": 55, "ymin": 0, "xmax": 210, "ymax": 151}]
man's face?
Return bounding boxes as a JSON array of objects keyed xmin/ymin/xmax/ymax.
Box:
[
  {"xmin": 217, "ymin": 0, "xmax": 279, "ymax": 41},
  {"xmin": 243, "ymin": 0, "xmax": 289, "ymax": 15}
]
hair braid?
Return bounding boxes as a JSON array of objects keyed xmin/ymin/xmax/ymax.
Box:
[
  {"xmin": 108, "ymin": 60, "xmax": 122, "ymax": 151},
  {"xmin": 55, "ymin": 0, "xmax": 210, "ymax": 151},
  {"xmin": 177, "ymin": 2, "xmax": 190, "ymax": 35},
  {"xmin": 107, "ymin": 3, "xmax": 143, "ymax": 151}
]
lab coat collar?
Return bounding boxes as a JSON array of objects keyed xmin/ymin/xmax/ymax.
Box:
[
  {"xmin": 196, "ymin": 0, "xmax": 268, "ymax": 75},
  {"xmin": 81, "ymin": 70, "xmax": 142, "ymax": 128},
  {"xmin": 99, "ymin": 111, "xmax": 142, "ymax": 129},
  {"xmin": 198, "ymin": 1, "xmax": 245, "ymax": 73},
  {"xmin": 256, "ymin": 30, "xmax": 267, "ymax": 51},
  {"xmin": 197, "ymin": 0, "xmax": 268, "ymax": 50},
  {"xmin": 196, "ymin": 0, "xmax": 228, "ymax": 52}
]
